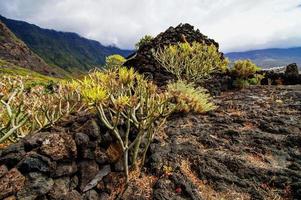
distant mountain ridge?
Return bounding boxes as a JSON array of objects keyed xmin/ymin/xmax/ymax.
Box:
[
  {"xmin": 0, "ymin": 20, "xmax": 66, "ymax": 77},
  {"xmin": 0, "ymin": 15, "xmax": 132, "ymax": 74},
  {"xmin": 226, "ymin": 47, "xmax": 301, "ymax": 69}
]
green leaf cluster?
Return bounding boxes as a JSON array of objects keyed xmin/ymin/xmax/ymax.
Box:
[
  {"xmin": 135, "ymin": 35, "xmax": 153, "ymax": 50},
  {"xmin": 105, "ymin": 54, "xmax": 126, "ymax": 70},
  {"xmin": 231, "ymin": 60, "xmax": 263, "ymax": 88},
  {"xmin": 154, "ymin": 42, "xmax": 229, "ymax": 83}
]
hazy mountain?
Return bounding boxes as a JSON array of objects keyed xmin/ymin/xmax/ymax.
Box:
[
  {"xmin": 226, "ymin": 47, "xmax": 301, "ymax": 69},
  {"xmin": 0, "ymin": 15, "xmax": 132, "ymax": 74},
  {"xmin": 0, "ymin": 20, "xmax": 66, "ymax": 77}
]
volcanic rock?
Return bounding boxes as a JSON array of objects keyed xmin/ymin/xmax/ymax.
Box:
[
  {"xmin": 0, "ymin": 168, "xmax": 25, "ymax": 199},
  {"xmin": 17, "ymin": 172, "xmax": 54, "ymax": 200},
  {"xmin": 40, "ymin": 132, "xmax": 77, "ymax": 161},
  {"xmin": 124, "ymin": 23, "xmax": 225, "ymax": 89},
  {"xmin": 285, "ymin": 63, "xmax": 299, "ymax": 76}
]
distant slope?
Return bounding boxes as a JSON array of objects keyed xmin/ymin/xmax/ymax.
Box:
[
  {"xmin": 0, "ymin": 15, "xmax": 133, "ymax": 73},
  {"xmin": 0, "ymin": 59, "xmax": 61, "ymax": 83},
  {"xmin": 226, "ymin": 47, "xmax": 301, "ymax": 69},
  {"xmin": 0, "ymin": 21, "xmax": 66, "ymax": 77}
]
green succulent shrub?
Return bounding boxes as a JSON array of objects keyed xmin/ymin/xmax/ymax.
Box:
[
  {"xmin": 0, "ymin": 76, "xmax": 83, "ymax": 145},
  {"xmin": 105, "ymin": 54, "xmax": 126, "ymax": 70},
  {"xmin": 167, "ymin": 80, "xmax": 217, "ymax": 113},
  {"xmin": 135, "ymin": 35, "xmax": 153, "ymax": 49},
  {"xmin": 153, "ymin": 42, "xmax": 229, "ymax": 83},
  {"xmin": 232, "ymin": 59, "xmax": 261, "ymax": 78},
  {"xmin": 73, "ymin": 67, "xmax": 216, "ymax": 182},
  {"xmin": 231, "ymin": 60, "xmax": 263, "ymax": 88}
]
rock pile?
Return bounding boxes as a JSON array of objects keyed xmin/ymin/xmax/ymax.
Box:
[
  {"xmin": 124, "ymin": 23, "xmax": 231, "ymax": 95},
  {"xmin": 0, "ymin": 114, "xmax": 125, "ymax": 200},
  {"xmin": 261, "ymin": 63, "xmax": 301, "ymax": 85}
]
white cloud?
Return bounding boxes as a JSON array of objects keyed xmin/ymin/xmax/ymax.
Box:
[{"xmin": 0, "ymin": 0, "xmax": 301, "ymax": 52}]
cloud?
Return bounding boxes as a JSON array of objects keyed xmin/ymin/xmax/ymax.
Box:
[{"xmin": 0, "ymin": 0, "xmax": 301, "ymax": 52}]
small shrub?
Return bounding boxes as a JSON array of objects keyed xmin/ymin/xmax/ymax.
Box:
[
  {"xmin": 74, "ymin": 67, "xmax": 216, "ymax": 182},
  {"xmin": 248, "ymin": 74, "xmax": 264, "ymax": 85},
  {"xmin": 0, "ymin": 76, "xmax": 83, "ymax": 144},
  {"xmin": 233, "ymin": 78, "xmax": 250, "ymax": 89},
  {"xmin": 135, "ymin": 35, "xmax": 153, "ymax": 49},
  {"xmin": 232, "ymin": 60, "xmax": 261, "ymax": 78},
  {"xmin": 105, "ymin": 54, "xmax": 126, "ymax": 70},
  {"xmin": 167, "ymin": 80, "xmax": 217, "ymax": 113},
  {"xmin": 153, "ymin": 42, "xmax": 228, "ymax": 83},
  {"xmin": 231, "ymin": 60, "xmax": 262, "ymax": 88}
]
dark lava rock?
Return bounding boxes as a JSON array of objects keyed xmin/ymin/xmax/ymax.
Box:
[
  {"xmin": 17, "ymin": 152, "xmax": 55, "ymax": 174},
  {"xmin": 0, "ymin": 165, "xmax": 8, "ymax": 178},
  {"xmin": 285, "ymin": 63, "xmax": 299, "ymax": 76},
  {"xmin": 64, "ymin": 190, "xmax": 83, "ymax": 200},
  {"xmin": 53, "ymin": 161, "xmax": 77, "ymax": 177},
  {"xmin": 23, "ymin": 132, "xmax": 49, "ymax": 151},
  {"xmin": 261, "ymin": 63, "xmax": 301, "ymax": 85},
  {"xmin": 83, "ymin": 189, "xmax": 99, "ymax": 200},
  {"xmin": 78, "ymin": 160, "xmax": 99, "ymax": 191},
  {"xmin": 77, "ymin": 119, "xmax": 101, "ymax": 140},
  {"xmin": 124, "ymin": 23, "xmax": 227, "ymax": 93},
  {"xmin": 0, "ymin": 142, "xmax": 26, "ymax": 168},
  {"xmin": 153, "ymin": 173, "xmax": 202, "ymax": 200},
  {"xmin": 94, "ymin": 147, "xmax": 109, "ymax": 165},
  {"xmin": 75, "ymin": 132, "xmax": 90, "ymax": 147},
  {"xmin": 48, "ymin": 177, "xmax": 82, "ymax": 200},
  {"xmin": 0, "ymin": 168, "xmax": 25, "ymax": 199},
  {"xmin": 40, "ymin": 132, "xmax": 77, "ymax": 161},
  {"xmin": 17, "ymin": 172, "xmax": 54, "ymax": 200},
  {"xmin": 146, "ymin": 85, "xmax": 301, "ymax": 200}
]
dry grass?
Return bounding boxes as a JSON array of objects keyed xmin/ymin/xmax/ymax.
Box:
[
  {"xmin": 239, "ymin": 122, "xmax": 257, "ymax": 131},
  {"xmin": 126, "ymin": 167, "xmax": 158, "ymax": 199},
  {"xmin": 181, "ymin": 160, "xmax": 251, "ymax": 200},
  {"xmin": 243, "ymin": 152, "xmax": 286, "ymax": 170},
  {"xmin": 105, "ymin": 163, "xmax": 158, "ymax": 200},
  {"xmin": 225, "ymin": 108, "xmax": 246, "ymax": 117},
  {"xmin": 243, "ymin": 153, "xmax": 270, "ymax": 169}
]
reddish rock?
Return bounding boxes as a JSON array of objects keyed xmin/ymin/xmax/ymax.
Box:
[
  {"xmin": 0, "ymin": 165, "xmax": 8, "ymax": 178},
  {"xmin": 40, "ymin": 133, "xmax": 77, "ymax": 160},
  {"xmin": 95, "ymin": 147, "xmax": 109, "ymax": 165},
  {"xmin": 78, "ymin": 160, "xmax": 99, "ymax": 191},
  {"xmin": 48, "ymin": 177, "xmax": 71, "ymax": 199},
  {"xmin": 53, "ymin": 161, "xmax": 78, "ymax": 177},
  {"xmin": 0, "ymin": 168, "xmax": 25, "ymax": 199},
  {"xmin": 17, "ymin": 172, "xmax": 54, "ymax": 199},
  {"xmin": 3, "ymin": 196, "xmax": 16, "ymax": 200}
]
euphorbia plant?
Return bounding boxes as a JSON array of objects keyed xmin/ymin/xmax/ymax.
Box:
[
  {"xmin": 76, "ymin": 67, "xmax": 174, "ymax": 182},
  {"xmin": 75, "ymin": 67, "xmax": 217, "ymax": 183},
  {"xmin": 0, "ymin": 76, "xmax": 83, "ymax": 144}
]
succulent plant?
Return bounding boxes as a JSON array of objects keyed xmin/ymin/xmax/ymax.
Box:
[{"xmin": 153, "ymin": 41, "xmax": 228, "ymax": 83}]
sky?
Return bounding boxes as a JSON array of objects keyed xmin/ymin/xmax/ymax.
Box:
[{"xmin": 0, "ymin": 0, "xmax": 301, "ymax": 52}]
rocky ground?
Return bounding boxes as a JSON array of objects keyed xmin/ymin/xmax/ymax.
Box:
[
  {"xmin": 124, "ymin": 85, "xmax": 301, "ymax": 200},
  {"xmin": 0, "ymin": 85, "xmax": 300, "ymax": 200}
]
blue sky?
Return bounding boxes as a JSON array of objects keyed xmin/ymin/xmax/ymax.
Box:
[{"xmin": 0, "ymin": 0, "xmax": 301, "ymax": 52}]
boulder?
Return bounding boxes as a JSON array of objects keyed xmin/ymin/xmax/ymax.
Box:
[
  {"xmin": 124, "ymin": 23, "xmax": 223, "ymax": 87},
  {"xmin": 0, "ymin": 165, "xmax": 8, "ymax": 178},
  {"xmin": 53, "ymin": 161, "xmax": 78, "ymax": 177},
  {"xmin": 78, "ymin": 160, "xmax": 99, "ymax": 191},
  {"xmin": 40, "ymin": 132, "xmax": 77, "ymax": 161},
  {"xmin": 285, "ymin": 63, "xmax": 299, "ymax": 76},
  {"xmin": 17, "ymin": 172, "xmax": 54, "ymax": 200},
  {"xmin": 17, "ymin": 152, "xmax": 55, "ymax": 174},
  {"xmin": 0, "ymin": 168, "xmax": 25, "ymax": 199}
]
